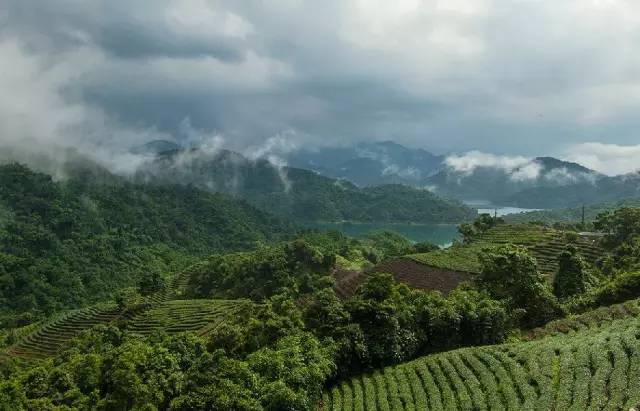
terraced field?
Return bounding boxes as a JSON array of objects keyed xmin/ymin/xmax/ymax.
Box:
[
  {"xmin": 409, "ymin": 224, "xmax": 602, "ymax": 277},
  {"xmin": 126, "ymin": 299, "xmax": 255, "ymax": 336},
  {"xmin": 1, "ymin": 268, "xmax": 250, "ymax": 360},
  {"xmin": 526, "ymin": 298, "xmax": 640, "ymax": 340},
  {"xmin": 5, "ymin": 304, "xmax": 121, "ymax": 359},
  {"xmin": 322, "ymin": 312, "xmax": 640, "ymax": 410}
]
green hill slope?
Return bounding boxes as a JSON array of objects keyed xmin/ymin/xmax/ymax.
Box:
[
  {"xmin": 409, "ymin": 224, "xmax": 602, "ymax": 276},
  {"xmin": 125, "ymin": 299, "xmax": 254, "ymax": 337},
  {"xmin": 322, "ymin": 310, "xmax": 640, "ymax": 410},
  {"xmin": 0, "ymin": 163, "xmax": 292, "ymax": 329}
]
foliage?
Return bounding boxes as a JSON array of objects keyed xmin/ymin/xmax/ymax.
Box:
[
  {"xmin": 410, "ymin": 223, "xmax": 602, "ymax": 276},
  {"xmin": 595, "ymin": 207, "xmax": 640, "ymax": 248},
  {"xmin": 478, "ymin": 244, "xmax": 561, "ymax": 327},
  {"xmin": 324, "ymin": 308, "xmax": 640, "ymax": 410},
  {"xmin": 458, "ymin": 214, "xmax": 504, "ymax": 244},
  {"xmin": 0, "ymin": 163, "xmax": 291, "ymax": 328},
  {"xmin": 409, "ymin": 241, "xmax": 440, "ymax": 254},
  {"xmin": 7, "ymin": 162, "xmax": 640, "ymax": 410},
  {"xmin": 0, "ymin": 326, "xmax": 335, "ymax": 411},
  {"xmin": 567, "ymin": 271, "xmax": 640, "ymax": 313},
  {"xmin": 554, "ymin": 245, "xmax": 591, "ymax": 299},
  {"xmin": 138, "ymin": 271, "xmax": 166, "ymax": 296},
  {"xmin": 357, "ymin": 231, "xmax": 415, "ymax": 258},
  {"xmin": 527, "ymin": 298, "xmax": 640, "ymax": 340},
  {"xmin": 304, "ymin": 273, "xmax": 510, "ymax": 376},
  {"xmin": 185, "ymin": 240, "xmax": 334, "ymax": 300}
]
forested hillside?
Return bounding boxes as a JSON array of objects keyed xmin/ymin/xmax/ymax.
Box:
[
  {"xmin": 6, "ymin": 166, "xmax": 640, "ymax": 410},
  {"xmin": 426, "ymin": 156, "xmax": 602, "ymax": 204},
  {"xmin": 0, "ymin": 163, "xmax": 292, "ymax": 328},
  {"xmin": 504, "ymin": 198, "xmax": 640, "ymax": 225},
  {"xmin": 133, "ymin": 148, "xmax": 475, "ymax": 223}
]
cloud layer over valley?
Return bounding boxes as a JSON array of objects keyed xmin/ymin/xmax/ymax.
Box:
[{"xmin": 2, "ymin": 1, "xmax": 640, "ymax": 175}]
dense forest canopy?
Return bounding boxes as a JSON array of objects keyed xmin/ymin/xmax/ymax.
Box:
[
  {"xmin": 4, "ymin": 161, "xmax": 640, "ymax": 410},
  {"xmin": 0, "ymin": 163, "xmax": 292, "ymax": 328}
]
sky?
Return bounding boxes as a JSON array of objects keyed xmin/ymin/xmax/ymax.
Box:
[{"xmin": 1, "ymin": 0, "xmax": 640, "ymax": 175}]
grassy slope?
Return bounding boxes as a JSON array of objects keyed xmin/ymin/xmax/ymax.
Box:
[
  {"xmin": 504, "ymin": 198, "xmax": 640, "ymax": 224},
  {"xmin": 2, "ymin": 270, "xmax": 254, "ymax": 360},
  {"xmin": 322, "ymin": 304, "xmax": 640, "ymax": 410},
  {"xmin": 408, "ymin": 224, "xmax": 602, "ymax": 276}
]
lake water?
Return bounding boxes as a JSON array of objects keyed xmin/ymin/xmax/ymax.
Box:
[
  {"xmin": 477, "ymin": 206, "xmax": 544, "ymax": 217},
  {"xmin": 465, "ymin": 200, "xmax": 543, "ymax": 217},
  {"xmin": 306, "ymin": 222, "xmax": 460, "ymax": 247},
  {"xmin": 307, "ymin": 205, "xmax": 543, "ymax": 247}
]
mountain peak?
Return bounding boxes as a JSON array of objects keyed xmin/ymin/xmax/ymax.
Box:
[{"xmin": 533, "ymin": 157, "xmax": 598, "ymax": 174}]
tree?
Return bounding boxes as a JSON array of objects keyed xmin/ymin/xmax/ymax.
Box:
[
  {"xmin": 473, "ymin": 214, "xmax": 504, "ymax": 232},
  {"xmin": 411, "ymin": 241, "xmax": 440, "ymax": 254},
  {"xmin": 554, "ymin": 245, "xmax": 589, "ymax": 299},
  {"xmin": 458, "ymin": 214, "xmax": 504, "ymax": 244},
  {"xmin": 347, "ymin": 273, "xmax": 418, "ymax": 366},
  {"xmin": 458, "ymin": 223, "xmax": 476, "ymax": 244},
  {"xmin": 137, "ymin": 271, "xmax": 166, "ymax": 296},
  {"xmin": 478, "ymin": 245, "xmax": 560, "ymax": 327},
  {"xmin": 595, "ymin": 207, "xmax": 640, "ymax": 247}
]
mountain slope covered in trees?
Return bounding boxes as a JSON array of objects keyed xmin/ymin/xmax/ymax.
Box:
[
  {"xmin": 0, "ymin": 163, "xmax": 292, "ymax": 328},
  {"xmin": 134, "ymin": 148, "xmax": 475, "ymax": 223},
  {"xmin": 426, "ymin": 156, "xmax": 603, "ymax": 204}
]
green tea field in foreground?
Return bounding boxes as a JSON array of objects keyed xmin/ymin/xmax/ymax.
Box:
[{"xmin": 322, "ymin": 308, "xmax": 640, "ymax": 410}]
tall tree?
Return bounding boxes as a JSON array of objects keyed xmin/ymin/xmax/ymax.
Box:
[
  {"xmin": 478, "ymin": 245, "xmax": 560, "ymax": 327},
  {"xmin": 554, "ymin": 245, "xmax": 589, "ymax": 299}
]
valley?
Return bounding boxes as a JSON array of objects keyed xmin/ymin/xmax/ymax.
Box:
[
  {"xmin": 3, "ymin": 160, "xmax": 640, "ymax": 410},
  {"xmin": 4, "ymin": 3, "xmax": 640, "ymax": 408}
]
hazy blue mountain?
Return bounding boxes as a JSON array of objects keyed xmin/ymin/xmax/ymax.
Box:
[
  {"xmin": 133, "ymin": 147, "xmax": 475, "ymax": 223},
  {"xmin": 506, "ymin": 172, "xmax": 640, "ymax": 208},
  {"xmin": 130, "ymin": 139, "xmax": 181, "ymax": 155},
  {"xmin": 427, "ymin": 156, "xmax": 604, "ymax": 205},
  {"xmin": 287, "ymin": 140, "xmax": 443, "ymax": 187}
]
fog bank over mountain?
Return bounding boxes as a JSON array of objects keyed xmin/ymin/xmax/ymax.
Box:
[{"xmin": 3, "ymin": 0, "xmax": 640, "ymax": 166}]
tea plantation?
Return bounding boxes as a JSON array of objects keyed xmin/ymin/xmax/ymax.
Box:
[
  {"xmin": 322, "ymin": 309, "xmax": 640, "ymax": 410},
  {"xmin": 409, "ymin": 224, "xmax": 602, "ymax": 276}
]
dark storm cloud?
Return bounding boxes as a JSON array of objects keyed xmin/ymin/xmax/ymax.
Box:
[{"xmin": 2, "ymin": 0, "xmax": 640, "ymax": 175}]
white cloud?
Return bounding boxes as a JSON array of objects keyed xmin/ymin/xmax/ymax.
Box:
[
  {"xmin": 0, "ymin": 38, "xmax": 175, "ymax": 176},
  {"xmin": 4, "ymin": 0, "xmax": 640, "ymax": 158},
  {"xmin": 564, "ymin": 142, "xmax": 640, "ymax": 176},
  {"xmin": 511, "ymin": 162, "xmax": 543, "ymax": 182},
  {"xmin": 444, "ymin": 151, "xmax": 532, "ymax": 175}
]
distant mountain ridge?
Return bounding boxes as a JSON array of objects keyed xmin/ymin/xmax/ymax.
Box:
[
  {"xmin": 287, "ymin": 140, "xmax": 443, "ymax": 187},
  {"xmin": 132, "ymin": 146, "xmax": 475, "ymax": 223},
  {"xmin": 426, "ymin": 156, "xmax": 603, "ymax": 205},
  {"xmin": 131, "ymin": 139, "xmax": 640, "ymax": 210}
]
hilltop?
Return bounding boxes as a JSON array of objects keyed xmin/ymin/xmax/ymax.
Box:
[
  {"xmin": 426, "ymin": 156, "xmax": 603, "ymax": 205},
  {"xmin": 287, "ymin": 141, "xmax": 640, "ymax": 210}
]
